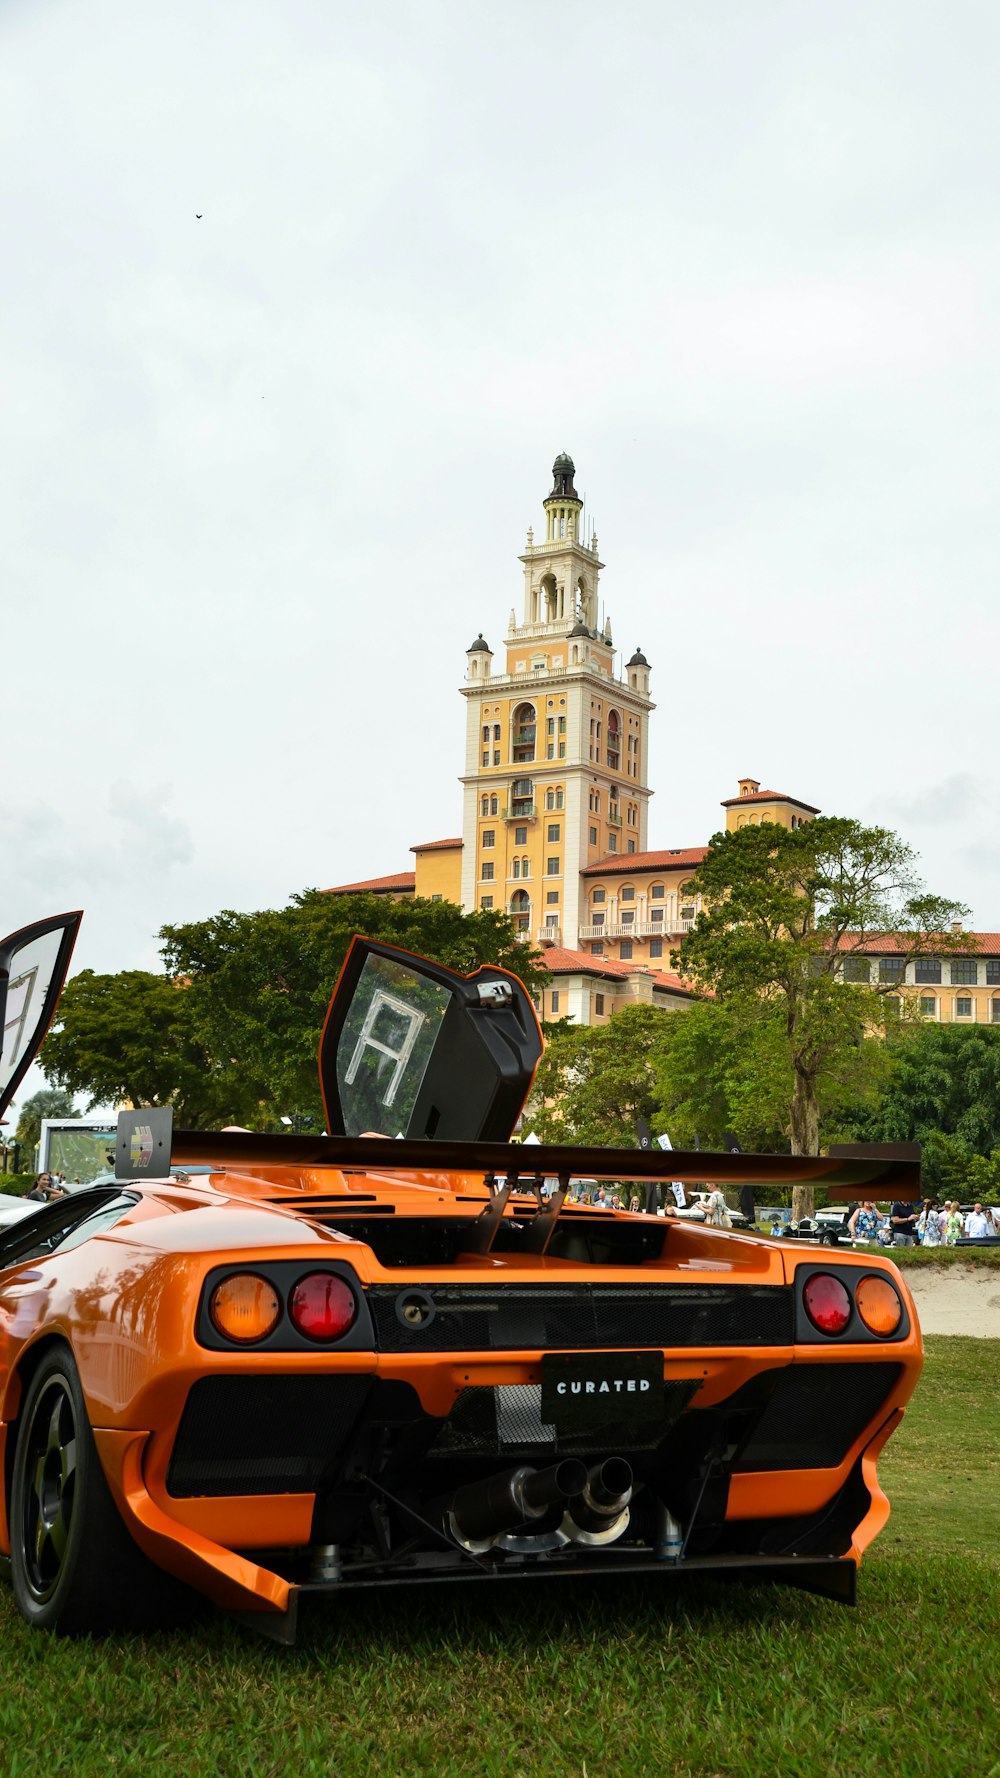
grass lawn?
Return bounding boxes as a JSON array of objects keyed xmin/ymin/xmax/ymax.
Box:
[{"xmin": 0, "ymin": 1337, "xmax": 997, "ymax": 1778}]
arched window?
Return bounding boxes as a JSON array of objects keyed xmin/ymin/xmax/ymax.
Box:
[
  {"xmin": 540, "ymin": 574, "xmax": 558, "ymax": 621},
  {"xmin": 510, "ymin": 778, "xmax": 534, "ymax": 817},
  {"xmin": 490, "ymin": 795, "xmax": 498, "ymax": 815},
  {"xmin": 606, "ymin": 710, "xmax": 621, "ymax": 772},
  {"xmin": 510, "ymin": 889, "xmax": 531, "ymax": 934},
  {"xmin": 512, "ymin": 703, "xmax": 536, "ymax": 764},
  {"xmin": 512, "ymin": 859, "xmax": 520, "ymax": 879},
  {"xmin": 480, "ymin": 795, "xmax": 489, "ymax": 816},
  {"xmin": 992, "ymin": 998, "xmax": 1000, "ymax": 1024}
]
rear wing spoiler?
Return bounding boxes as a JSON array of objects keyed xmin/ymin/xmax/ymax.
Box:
[{"xmin": 115, "ymin": 1110, "xmax": 921, "ymax": 1200}]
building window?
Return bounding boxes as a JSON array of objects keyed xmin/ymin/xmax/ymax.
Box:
[
  {"xmin": 547, "ymin": 857, "xmax": 560, "ymax": 875},
  {"xmin": 512, "ymin": 859, "xmax": 520, "ymax": 879},
  {"xmin": 987, "ymin": 960, "xmax": 1000, "ymax": 985},
  {"xmin": 842, "ymin": 957, "xmax": 871, "ymax": 983},
  {"xmin": 556, "ymin": 789, "xmax": 564, "ymax": 809},
  {"xmin": 915, "ymin": 959, "xmax": 942, "ymax": 984},
  {"xmin": 649, "ymin": 938, "xmax": 663, "ymax": 958},
  {"xmin": 620, "ymin": 885, "xmax": 635, "ymax": 902},
  {"xmin": 595, "ymin": 994, "xmax": 605, "ymax": 1014},
  {"xmin": 482, "ymin": 829, "xmax": 495, "ymax": 847},
  {"xmin": 992, "ymin": 998, "xmax": 1000, "ymax": 1023},
  {"xmin": 546, "ymin": 717, "xmax": 555, "ymax": 736},
  {"xmin": 650, "ymin": 908, "xmax": 663, "ymax": 924},
  {"xmin": 515, "ymin": 825, "xmax": 527, "ymax": 845},
  {"xmin": 956, "ymin": 996, "xmax": 973, "ymax": 1018},
  {"xmin": 551, "ymin": 991, "xmax": 560, "ymax": 1013},
  {"xmin": 879, "ymin": 958, "xmax": 905, "ymax": 983},
  {"xmin": 592, "ymin": 889, "xmax": 606, "ymax": 903},
  {"xmin": 608, "ymin": 834, "xmax": 617, "ymax": 852},
  {"xmin": 627, "ymin": 839, "xmax": 635, "ymax": 852},
  {"xmin": 590, "ymin": 826, "xmax": 598, "ymax": 845},
  {"xmin": 512, "ymin": 703, "xmax": 536, "ymax": 763},
  {"xmin": 545, "ymin": 913, "xmax": 559, "ymax": 930},
  {"xmin": 620, "ymin": 911, "xmax": 634, "ymax": 926},
  {"xmin": 490, "ymin": 796, "xmax": 498, "ymax": 815},
  {"xmin": 951, "ymin": 959, "xmax": 978, "ymax": 985},
  {"xmin": 480, "ymin": 895, "xmax": 493, "ymax": 909},
  {"xmin": 482, "ymin": 726, "xmax": 490, "ymax": 742},
  {"xmin": 480, "ymin": 795, "xmax": 489, "ymax": 816},
  {"xmin": 482, "ymin": 752, "xmax": 489, "ymax": 766},
  {"xmin": 591, "ymin": 913, "xmax": 604, "ymax": 928},
  {"xmin": 548, "ymin": 824, "xmax": 560, "ymax": 842},
  {"xmin": 919, "ymin": 996, "xmax": 937, "ymax": 1018},
  {"xmin": 521, "ymin": 858, "xmax": 531, "ymax": 878},
  {"xmin": 493, "ymin": 724, "xmax": 501, "ymax": 742},
  {"xmin": 619, "ymin": 940, "xmax": 632, "ymax": 960},
  {"xmin": 546, "ymin": 891, "xmax": 559, "ymax": 905},
  {"xmin": 591, "ymin": 943, "xmax": 604, "ymax": 957},
  {"xmin": 481, "ymin": 861, "xmax": 494, "ymax": 881},
  {"xmin": 493, "ymin": 750, "xmax": 500, "ymax": 765},
  {"xmin": 883, "ymin": 996, "xmax": 902, "ymax": 1019}
]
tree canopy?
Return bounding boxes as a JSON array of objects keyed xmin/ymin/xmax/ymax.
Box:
[
  {"xmin": 42, "ymin": 891, "xmax": 546, "ymax": 1130},
  {"xmin": 838, "ymin": 1021, "xmax": 1000, "ymax": 1198},
  {"xmin": 676, "ymin": 817, "xmax": 967, "ymax": 1215}
]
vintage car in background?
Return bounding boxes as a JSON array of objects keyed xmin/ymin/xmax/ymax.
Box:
[{"xmin": 0, "ymin": 914, "xmax": 923, "ymax": 1641}]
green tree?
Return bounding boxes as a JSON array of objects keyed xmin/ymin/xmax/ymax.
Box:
[
  {"xmin": 44, "ymin": 892, "xmax": 545, "ymax": 1132},
  {"xmin": 524, "ymin": 1003, "xmax": 668, "ymax": 1147},
  {"xmin": 39, "ymin": 971, "xmax": 237, "ymax": 1125},
  {"xmin": 14, "ymin": 1088, "xmax": 79, "ymax": 1162},
  {"xmin": 838, "ymin": 1022, "xmax": 1000, "ymax": 1199},
  {"xmin": 678, "ymin": 817, "xmax": 967, "ymax": 1219}
]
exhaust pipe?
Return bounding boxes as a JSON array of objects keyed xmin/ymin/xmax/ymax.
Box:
[
  {"xmin": 562, "ymin": 1457, "xmax": 633, "ymax": 1545},
  {"xmin": 446, "ymin": 1458, "xmax": 589, "ymax": 1548}
]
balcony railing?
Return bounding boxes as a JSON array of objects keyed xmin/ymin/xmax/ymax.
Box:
[
  {"xmin": 537, "ymin": 926, "xmax": 561, "ymax": 946},
  {"xmin": 502, "ymin": 804, "xmax": 536, "ymax": 820},
  {"xmin": 606, "ymin": 811, "xmax": 622, "ymax": 827}
]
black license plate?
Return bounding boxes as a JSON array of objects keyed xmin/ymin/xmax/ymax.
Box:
[{"xmin": 541, "ymin": 1351, "xmax": 664, "ymax": 1431}]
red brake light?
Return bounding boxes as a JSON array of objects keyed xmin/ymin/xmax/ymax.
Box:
[
  {"xmin": 289, "ymin": 1272, "xmax": 357, "ymax": 1341},
  {"xmin": 803, "ymin": 1272, "xmax": 852, "ymax": 1335}
]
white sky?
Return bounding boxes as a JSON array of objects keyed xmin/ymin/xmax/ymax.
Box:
[{"xmin": 4, "ymin": 0, "xmax": 999, "ymax": 1112}]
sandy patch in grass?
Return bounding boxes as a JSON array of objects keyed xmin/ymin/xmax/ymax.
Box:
[{"xmin": 903, "ymin": 1265, "xmax": 1000, "ymax": 1337}]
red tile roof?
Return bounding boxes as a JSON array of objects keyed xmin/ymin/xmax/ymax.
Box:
[
  {"xmin": 835, "ymin": 931, "xmax": 1000, "ymax": 955},
  {"xmin": 720, "ymin": 789, "xmax": 820, "ymax": 813},
  {"xmin": 541, "ymin": 946, "xmax": 699, "ymax": 998},
  {"xmin": 581, "ymin": 847, "xmax": 708, "ymax": 877},
  {"xmin": 325, "ymin": 871, "xmax": 416, "ymax": 895},
  {"xmin": 410, "ymin": 837, "xmax": 463, "ymax": 853}
]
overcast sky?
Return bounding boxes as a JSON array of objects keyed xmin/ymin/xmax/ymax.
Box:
[{"xmin": 4, "ymin": 0, "xmax": 999, "ymax": 1113}]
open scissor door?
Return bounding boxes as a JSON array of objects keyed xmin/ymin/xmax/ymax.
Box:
[
  {"xmin": 0, "ymin": 912, "xmax": 82, "ymax": 1120},
  {"xmin": 318, "ymin": 937, "xmax": 543, "ymax": 1142}
]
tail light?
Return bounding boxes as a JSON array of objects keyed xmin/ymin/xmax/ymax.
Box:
[
  {"xmin": 802, "ymin": 1272, "xmax": 852, "ymax": 1335},
  {"xmin": 289, "ymin": 1272, "xmax": 358, "ymax": 1342},
  {"xmin": 856, "ymin": 1274, "xmax": 903, "ymax": 1337},
  {"xmin": 209, "ymin": 1273, "xmax": 281, "ymax": 1344}
]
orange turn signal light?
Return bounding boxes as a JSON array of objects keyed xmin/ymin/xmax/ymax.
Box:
[
  {"xmin": 210, "ymin": 1272, "xmax": 282, "ymax": 1344},
  {"xmin": 855, "ymin": 1274, "xmax": 903, "ymax": 1338}
]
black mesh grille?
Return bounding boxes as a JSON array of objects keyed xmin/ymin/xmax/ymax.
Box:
[
  {"xmin": 368, "ymin": 1283, "xmax": 793, "ymax": 1352},
  {"xmin": 167, "ymin": 1375, "xmax": 372, "ymax": 1496},
  {"xmin": 430, "ymin": 1380, "xmax": 698, "ymax": 1458},
  {"xmin": 733, "ymin": 1362, "xmax": 903, "ymax": 1472}
]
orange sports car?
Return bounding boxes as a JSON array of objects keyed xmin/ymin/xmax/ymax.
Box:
[{"xmin": 0, "ymin": 915, "xmax": 922, "ymax": 1642}]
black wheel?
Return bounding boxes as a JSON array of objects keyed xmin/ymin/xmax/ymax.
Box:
[{"xmin": 10, "ymin": 1347, "xmax": 195, "ymax": 1634}]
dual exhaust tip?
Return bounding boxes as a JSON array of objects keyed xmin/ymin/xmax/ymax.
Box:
[{"xmin": 445, "ymin": 1456, "xmax": 634, "ymax": 1552}]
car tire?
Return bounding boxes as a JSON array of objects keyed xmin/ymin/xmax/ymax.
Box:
[{"xmin": 10, "ymin": 1346, "xmax": 196, "ymax": 1635}]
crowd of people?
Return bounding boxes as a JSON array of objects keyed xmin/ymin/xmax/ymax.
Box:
[{"xmin": 845, "ymin": 1197, "xmax": 999, "ymax": 1246}]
